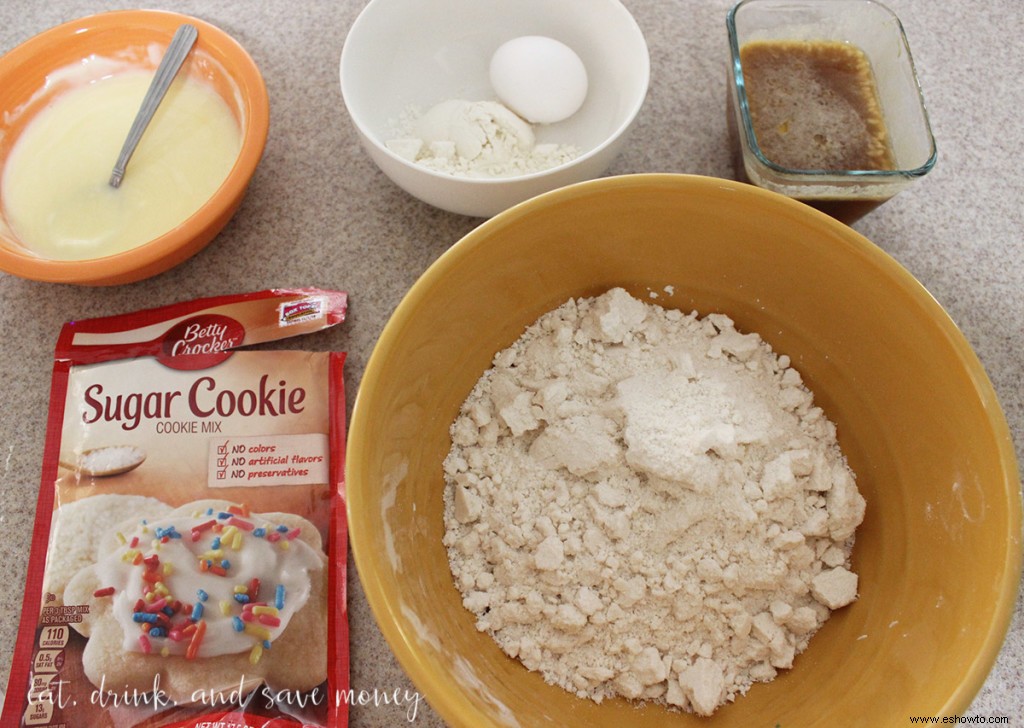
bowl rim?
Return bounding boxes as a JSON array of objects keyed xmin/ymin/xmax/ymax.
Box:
[
  {"xmin": 338, "ymin": 0, "xmax": 651, "ymax": 186},
  {"xmin": 346, "ymin": 173, "xmax": 1022, "ymax": 726},
  {"xmin": 0, "ymin": 8, "xmax": 270, "ymax": 284}
]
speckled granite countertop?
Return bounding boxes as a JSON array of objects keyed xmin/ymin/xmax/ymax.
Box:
[{"xmin": 0, "ymin": 1, "xmax": 1020, "ymax": 725}]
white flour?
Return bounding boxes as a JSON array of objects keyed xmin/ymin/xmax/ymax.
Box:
[
  {"xmin": 386, "ymin": 99, "xmax": 579, "ymax": 178},
  {"xmin": 442, "ymin": 288, "xmax": 865, "ymax": 715}
]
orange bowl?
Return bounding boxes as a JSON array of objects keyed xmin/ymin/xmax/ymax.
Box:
[
  {"xmin": 0, "ymin": 9, "xmax": 269, "ymax": 285},
  {"xmin": 347, "ymin": 174, "xmax": 1022, "ymax": 726}
]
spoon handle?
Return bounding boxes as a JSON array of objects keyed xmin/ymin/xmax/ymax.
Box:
[{"xmin": 109, "ymin": 24, "xmax": 199, "ymax": 188}]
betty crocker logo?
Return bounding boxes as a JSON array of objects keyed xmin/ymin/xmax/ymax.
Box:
[{"xmin": 159, "ymin": 314, "xmax": 245, "ymax": 370}]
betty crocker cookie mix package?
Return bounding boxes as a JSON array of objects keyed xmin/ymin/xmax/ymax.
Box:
[{"xmin": 1, "ymin": 288, "xmax": 350, "ymax": 727}]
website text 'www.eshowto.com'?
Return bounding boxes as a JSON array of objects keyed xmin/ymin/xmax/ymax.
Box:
[{"xmin": 908, "ymin": 717, "xmax": 1011, "ymax": 725}]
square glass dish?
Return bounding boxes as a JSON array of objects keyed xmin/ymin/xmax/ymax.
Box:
[{"xmin": 726, "ymin": 0, "xmax": 937, "ymax": 221}]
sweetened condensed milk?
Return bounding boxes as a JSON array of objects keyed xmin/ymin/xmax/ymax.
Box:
[{"xmin": 1, "ymin": 69, "xmax": 240, "ymax": 261}]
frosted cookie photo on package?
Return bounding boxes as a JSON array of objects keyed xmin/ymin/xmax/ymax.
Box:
[{"xmin": 2, "ymin": 289, "xmax": 350, "ymax": 727}]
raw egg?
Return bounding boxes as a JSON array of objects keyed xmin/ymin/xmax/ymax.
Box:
[{"xmin": 489, "ymin": 35, "xmax": 588, "ymax": 124}]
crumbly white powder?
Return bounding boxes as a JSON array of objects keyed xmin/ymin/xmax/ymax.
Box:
[
  {"xmin": 386, "ymin": 99, "xmax": 579, "ymax": 178},
  {"xmin": 80, "ymin": 445, "xmax": 145, "ymax": 474},
  {"xmin": 442, "ymin": 288, "xmax": 866, "ymax": 715}
]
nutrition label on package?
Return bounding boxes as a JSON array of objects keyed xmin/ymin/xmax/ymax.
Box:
[
  {"xmin": 23, "ymin": 626, "xmax": 70, "ymax": 726},
  {"xmin": 207, "ymin": 433, "xmax": 329, "ymax": 487}
]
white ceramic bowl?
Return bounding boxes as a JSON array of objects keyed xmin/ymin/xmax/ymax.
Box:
[{"xmin": 339, "ymin": 0, "xmax": 650, "ymax": 217}]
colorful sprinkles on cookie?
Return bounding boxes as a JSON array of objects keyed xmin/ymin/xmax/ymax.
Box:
[{"xmin": 92, "ymin": 503, "xmax": 319, "ymax": 663}]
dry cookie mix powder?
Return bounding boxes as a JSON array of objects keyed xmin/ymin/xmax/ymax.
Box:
[{"xmin": 442, "ymin": 288, "xmax": 866, "ymax": 715}]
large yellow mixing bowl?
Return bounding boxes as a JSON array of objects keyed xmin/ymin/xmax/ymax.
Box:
[{"xmin": 347, "ymin": 174, "xmax": 1021, "ymax": 727}]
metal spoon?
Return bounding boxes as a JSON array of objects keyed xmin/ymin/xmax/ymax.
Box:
[
  {"xmin": 59, "ymin": 446, "xmax": 147, "ymax": 477},
  {"xmin": 109, "ymin": 24, "xmax": 198, "ymax": 188}
]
